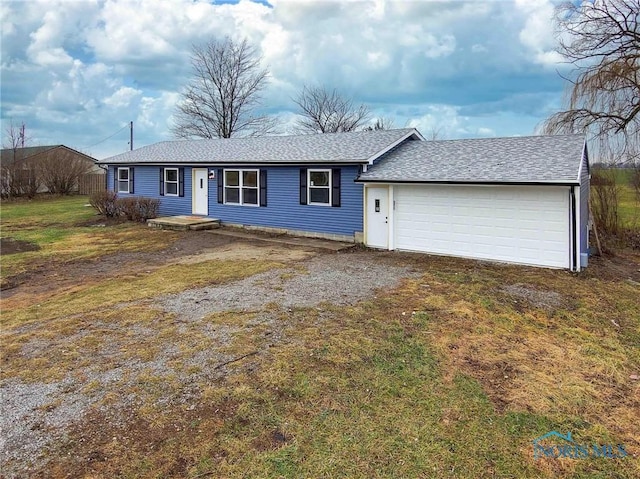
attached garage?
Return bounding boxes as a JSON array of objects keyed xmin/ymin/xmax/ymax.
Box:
[{"xmin": 359, "ymin": 134, "xmax": 590, "ymax": 271}]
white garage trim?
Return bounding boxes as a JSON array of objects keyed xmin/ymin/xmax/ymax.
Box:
[{"xmin": 368, "ymin": 184, "xmax": 575, "ymax": 269}]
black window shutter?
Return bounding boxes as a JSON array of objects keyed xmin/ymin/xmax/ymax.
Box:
[
  {"xmin": 217, "ymin": 168, "xmax": 224, "ymax": 203},
  {"xmin": 331, "ymin": 168, "xmax": 341, "ymax": 207},
  {"xmin": 129, "ymin": 167, "xmax": 135, "ymax": 194},
  {"xmin": 260, "ymin": 170, "xmax": 267, "ymax": 207},
  {"xmin": 179, "ymin": 168, "xmax": 185, "ymax": 197},
  {"xmin": 159, "ymin": 168, "xmax": 165, "ymax": 196},
  {"xmin": 299, "ymin": 168, "xmax": 307, "ymax": 205},
  {"xmin": 113, "ymin": 167, "xmax": 117, "ymax": 192}
]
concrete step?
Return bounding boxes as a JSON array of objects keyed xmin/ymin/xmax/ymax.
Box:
[{"xmin": 147, "ymin": 216, "xmax": 221, "ymax": 231}]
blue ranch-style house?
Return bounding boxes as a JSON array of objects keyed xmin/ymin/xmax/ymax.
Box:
[{"xmin": 100, "ymin": 128, "xmax": 589, "ymax": 271}]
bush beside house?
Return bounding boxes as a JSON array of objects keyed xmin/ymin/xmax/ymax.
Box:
[{"xmin": 89, "ymin": 191, "xmax": 159, "ymax": 222}]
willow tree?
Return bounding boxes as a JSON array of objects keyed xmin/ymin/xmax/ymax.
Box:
[{"xmin": 543, "ymin": 0, "xmax": 639, "ymax": 163}]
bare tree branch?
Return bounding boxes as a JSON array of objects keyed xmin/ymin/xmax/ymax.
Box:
[
  {"xmin": 363, "ymin": 117, "xmax": 396, "ymax": 131},
  {"xmin": 172, "ymin": 37, "xmax": 278, "ymax": 139},
  {"xmin": 38, "ymin": 149, "xmax": 92, "ymax": 195},
  {"xmin": 542, "ymin": 0, "xmax": 640, "ymax": 163},
  {"xmin": 423, "ymin": 126, "xmax": 446, "ymax": 141},
  {"xmin": 1, "ymin": 121, "xmax": 38, "ymax": 198},
  {"xmin": 293, "ymin": 86, "xmax": 371, "ymax": 133}
]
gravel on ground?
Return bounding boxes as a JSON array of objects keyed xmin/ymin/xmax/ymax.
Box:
[{"xmin": 0, "ymin": 248, "xmax": 419, "ymax": 477}]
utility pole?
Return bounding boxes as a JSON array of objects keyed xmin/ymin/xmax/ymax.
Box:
[
  {"xmin": 130, "ymin": 121, "xmax": 133, "ymax": 151},
  {"xmin": 19, "ymin": 123, "xmax": 25, "ymax": 148}
]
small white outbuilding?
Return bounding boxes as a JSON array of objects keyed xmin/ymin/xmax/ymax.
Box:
[{"xmin": 358, "ymin": 134, "xmax": 589, "ymax": 271}]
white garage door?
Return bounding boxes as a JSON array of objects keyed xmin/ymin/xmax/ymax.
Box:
[{"xmin": 394, "ymin": 185, "xmax": 570, "ymax": 268}]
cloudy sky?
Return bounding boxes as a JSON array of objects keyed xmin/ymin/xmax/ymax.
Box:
[{"xmin": 1, "ymin": 0, "xmax": 571, "ymax": 159}]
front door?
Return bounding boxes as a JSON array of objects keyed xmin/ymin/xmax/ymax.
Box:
[
  {"xmin": 193, "ymin": 169, "xmax": 208, "ymax": 215},
  {"xmin": 366, "ymin": 186, "xmax": 389, "ymax": 248}
]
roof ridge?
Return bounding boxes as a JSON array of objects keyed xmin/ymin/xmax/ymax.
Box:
[
  {"xmin": 150, "ymin": 128, "xmax": 416, "ymax": 145},
  {"xmin": 419, "ymin": 133, "xmax": 584, "ymax": 144}
]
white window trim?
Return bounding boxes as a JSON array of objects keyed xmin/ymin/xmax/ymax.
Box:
[
  {"xmin": 224, "ymin": 168, "xmax": 260, "ymax": 206},
  {"xmin": 308, "ymin": 169, "xmax": 331, "ymax": 206},
  {"xmin": 164, "ymin": 167, "xmax": 179, "ymax": 197},
  {"xmin": 117, "ymin": 167, "xmax": 130, "ymax": 194}
]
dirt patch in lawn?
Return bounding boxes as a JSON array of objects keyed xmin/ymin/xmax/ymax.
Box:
[
  {"xmin": 585, "ymin": 250, "xmax": 640, "ymax": 282},
  {"xmin": 175, "ymin": 241, "xmax": 314, "ymax": 264},
  {"xmin": 73, "ymin": 216, "xmax": 129, "ymax": 227},
  {"xmin": 499, "ymin": 283, "xmax": 566, "ymax": 311},
  {"xmin": 0, "ymin": 237, "xmax": 41, "ymax": 255},
  {"xmin": 0, "ymin": 231, "xmax": 314, "ymax": 298}
]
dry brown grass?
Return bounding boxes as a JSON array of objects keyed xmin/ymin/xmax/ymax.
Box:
[
  {"xmin": 407, "ymin": 258, "xmax": 640, "ymax": 467},
  {"xmin": 1, "ymin": 259, "xmax": 284, "ymax": 327},
  {"xmin": 2, "ymin": 195, "xmax": 639, "ymax": 478}
]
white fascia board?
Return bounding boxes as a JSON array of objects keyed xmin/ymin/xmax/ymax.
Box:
[
  {"xmin": 576, "ymin": 141, "xmax": 589, "ymax": 183},
  {"xmin": 365, "ymin": 129, "xmax": 423, "ymax": 165}
]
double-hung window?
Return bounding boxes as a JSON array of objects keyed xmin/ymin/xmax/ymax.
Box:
[
  {"xmin": 117, "ymin": 167, "xmax": 130, "ymax": 193},
  {"xmin": 159, "ymin": 167, "xmax": 183, "ymax": 197},
  {"xmin": 164, "ymin": 168, "xmax": 179, "ymax": 196},
  {"xmin": 224, "ymin": 169, "xmax": 259, "ymax": 206},
  {"xmin": 300, "ymin": 168, "xmax": 340, "ymax": 207},
  {"xmin": 308, "ymin": 169, "xmax": 331, "ymax": 205}
]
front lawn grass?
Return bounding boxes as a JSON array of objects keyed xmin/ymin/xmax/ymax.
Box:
[
  {"xmin": 45, "ymin": 264, "xmax": 639, "ymax": 478},
  {"xmin": 2, "ymin": 194, "xmax": 639, "ymax": 478},
  {"xmin": 0, "ymin": 195, "xmax": 178, "ymax": 282}
]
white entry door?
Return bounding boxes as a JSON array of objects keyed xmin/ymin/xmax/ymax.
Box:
[
  {"xmin": 193, "ymin": 169, "xmax": 208, "ymax": 215},
  {"xmin": 366, "ymin": 186, "xmax": 389, "ymax": 249}
]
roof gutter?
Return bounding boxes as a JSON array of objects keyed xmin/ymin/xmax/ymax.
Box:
[
  {"xmin": 98, "ymin": 161, "xmax": 370, "ymax": 167},
  {"xmin": 355, "ymin": 179, "xmax": 581, "ymax": 186}
]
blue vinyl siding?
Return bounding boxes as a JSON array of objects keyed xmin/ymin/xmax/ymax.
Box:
[
  {"xmin": 579, "ymin": 146, "xmax": 590, "ymax": 256},
  {"xmin": 108, "ymin": 165, "xmax": 192, "ymax": 216},
  {"xmin": 108, "ymin": 164, "xmax": 363, "ymax": 236}
]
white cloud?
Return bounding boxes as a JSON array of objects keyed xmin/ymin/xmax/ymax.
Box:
[
  {"xmin": 515, "ymin": 0, "xmax": 563, "ymax": 66},
  {"xmin": 25, "ymin": 1, "xmax": 100, "ymax": 66},
  {"xmin": 1, "ymin": 0, "xmax": 567, "ymax": 158},
  {"xmin": 104, "ymin": 87, "xmax": 142, "ymax": 108},
  {"xmin": 405, "ymin": 104, "xmax": 468, "ymax": 139},
  {"xmin": 471, "ymin": 44, "xmax": 487, "ymax": 53},
  {"xmin": 477, "ymin": 127, "xmax": 495, "ymax": 136}
]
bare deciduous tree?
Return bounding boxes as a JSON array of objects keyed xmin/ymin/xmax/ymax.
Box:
[
  {"xmin": 3, "ymin": 120, "xmax": 27, "ymax": 151},
  {"xmin": 0, "ymin": 161, "xmax": 39, "ymax": 199},
  {"xmin": 172, "ymin": 37, "xmax": 277, "ymax": 139},
  {"xmin": 543, "ymin": 0, "xmax": 640, "ymax": 163},
  {"xmin": 1, "ymin": 121, "xmax": 39, "ymax": 198},
  {"xmin": 38, "ymin": 149, "xmax": 92, "ymax": 195},
  {"xmin": 424, "ymin": 126, "xmax": 446, "ymax": 141},
  {"xmin": 363, "ymin": 117, "xmax": 396, "ymax": 131},
  {"xmin": 294, "ymin": 86, "xmax": 371, "ymax": 133}
]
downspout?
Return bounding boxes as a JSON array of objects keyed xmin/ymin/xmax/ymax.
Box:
[{"xmin": 569, "ymin": 188, "xmax": 577, "ymax": 272}]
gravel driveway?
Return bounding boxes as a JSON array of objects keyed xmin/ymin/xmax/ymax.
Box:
[{"xmin": 0, "ymin": 247, "xmax": 419, "ymax": 477}]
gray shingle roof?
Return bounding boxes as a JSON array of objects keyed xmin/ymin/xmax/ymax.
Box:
[
  {"xmin": 1, "ymin": 145, "xmax": 97, "ymax": 165},
  {"xmin": 99, "ymin": 129, "xmax": 418, "ymax": 164},
  {"xmin": 358, "ymin": 134, "xmax": 586, "ymax": 184}
]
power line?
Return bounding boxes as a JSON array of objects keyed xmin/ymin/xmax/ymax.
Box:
[{"xmin": 82, "ymin": 124, "xmax": 130, "ymax": 149}]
